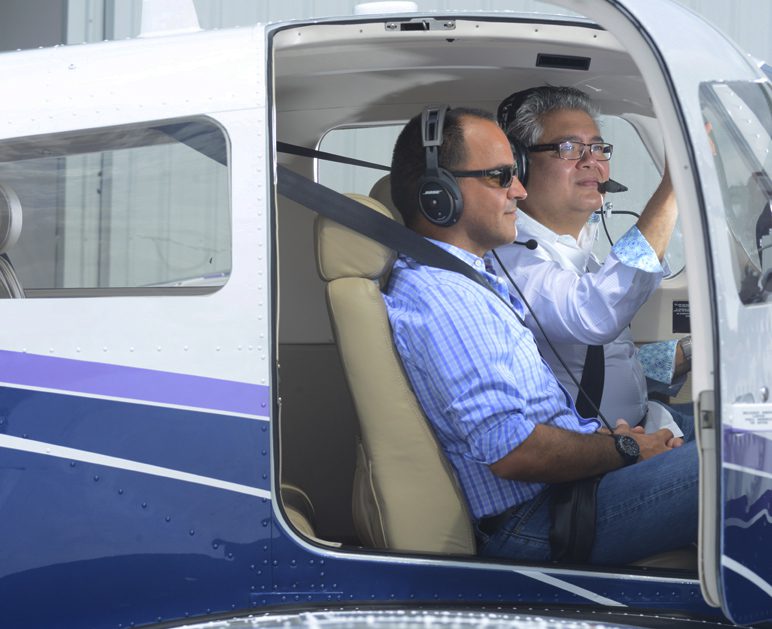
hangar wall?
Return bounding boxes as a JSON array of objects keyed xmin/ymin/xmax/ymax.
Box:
[
  {"xmin": 76, "ymin": 0, "xmax": 772, "ymax": 65},
  {"xmin": 0, "ymin": 1, "xmax": 769, "ymax": 67}
]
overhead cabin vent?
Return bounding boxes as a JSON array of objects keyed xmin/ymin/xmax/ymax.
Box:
[
  {"xmin": 536, "ymin": 53, "xmax": 591, "ymax": 71},
  {"xmin": 385, "ymin": 18, "xmax": 456, "ymax": 32}
]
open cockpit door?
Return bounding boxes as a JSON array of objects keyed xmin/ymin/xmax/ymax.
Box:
[
  {"xmin": 697, "ymin": 78, "xmax": 772, "ymax": 624},
  {"xmin": 549, "ymin": 0, "xmax": 772, "ymax": 623}
]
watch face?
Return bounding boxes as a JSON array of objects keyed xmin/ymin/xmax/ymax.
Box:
[
  {"xmin": 619, "ymin": 435, "xmax": 637, "ymax": 453},
  {"xmin": 615, "ymin": 435, "xmax": 640, "ymax": 464}
]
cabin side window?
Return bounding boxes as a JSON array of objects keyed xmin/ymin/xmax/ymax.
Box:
[
  {"xmin": 0, "ymin": 119, "xmax": 230, "ymax": 297},
  {"xmin": 318, "ymin": 125, "xmax": 402, "ymax": 194}
]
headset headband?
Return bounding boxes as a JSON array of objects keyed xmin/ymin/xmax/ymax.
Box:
[
  {"xmin": 497, "ymin": 87, "xmax": 544, "ymax": 131},
  {"xmin": 421, "ymin": 105, "xmax": 449, "ymax": 177}
]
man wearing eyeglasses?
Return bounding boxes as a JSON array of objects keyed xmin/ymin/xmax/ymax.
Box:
[
  {"xmin": 383, "ymin": 106, "xmax": 697, "ymax": 564},
  {"xmin": 494, "ymin": 86, "xmax": 692, "ymax": 444}
]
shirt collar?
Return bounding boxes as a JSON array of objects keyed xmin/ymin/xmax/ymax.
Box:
[
  {"xmin": 424, "ymin": 238, "xmax": 490, "ymax": 274},
  {"xmin": 401, "ymin": 238, "xmax": 523, "ymax": 316},
  {"xmin": 516, "ymin": 210, "xmax": 557, "ymax": 244},
  {"xmin": 516, "ymin": 210, "xmax": 600, "ymax": 273}
]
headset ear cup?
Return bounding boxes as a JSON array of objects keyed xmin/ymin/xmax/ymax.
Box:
[
  {"xmin": 418, "ymin": 168, "xmax": 463, "ymax": 226},
  {"xmin": 509, "ymin": 137, "xmax": 529, "ymax": 188},
  {"xmin": 418, "ymin": 104, "xmax": 463, "ymax": 226}
]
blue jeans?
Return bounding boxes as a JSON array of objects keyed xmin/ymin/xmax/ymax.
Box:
[{"xmin": 476, "ymin": 440, "xmax": 698, "ymax": 565}]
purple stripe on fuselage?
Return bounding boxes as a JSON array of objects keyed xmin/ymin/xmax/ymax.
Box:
[{"xmin": 0, "ymin": 350, "xmax": 270, "ymax": 416}]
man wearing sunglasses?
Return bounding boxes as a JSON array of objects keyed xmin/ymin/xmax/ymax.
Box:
[
  {"xmin": 494, "ymin": 86, "xmax": 692, "ymax": 444},
  {"xmin": 383, "ymin": 106, "xmax": 697, "ymax": 564}
]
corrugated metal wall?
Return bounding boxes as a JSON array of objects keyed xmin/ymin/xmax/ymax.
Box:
[
  {"xmin": 50, "ymin": 1, "xmax": 770, "ymax": 64},
  {"xmin": 675, "ymin": 0, "xmax": 771, "ymax": 63},
  {"xmin": 0, "ymin": 1, "xmax": 768, "ymax": 64},
  {"xmin": 80, "ymin": 0, "xmax": 770, "ymax": 64}
]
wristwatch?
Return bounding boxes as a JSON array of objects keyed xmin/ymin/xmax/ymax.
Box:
[
  {"xmin": 613, "ymin": 434, "xmax": 640, "ymax": 466},
  {"xmin": 679, "ymin": 335, "xmax": 692, "ymax": 363}
]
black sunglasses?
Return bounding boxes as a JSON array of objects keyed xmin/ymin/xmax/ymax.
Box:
[{"xmin": 450, "ymin": 164, "xmax": 518, "ymax": 188}]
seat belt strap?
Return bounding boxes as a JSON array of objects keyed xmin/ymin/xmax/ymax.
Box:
[
  {"xmin": 575, "ymin": 344, "xmax": 605, "ymax": 419},
  {"xmin": 277, "ymin": 143, "xmax": 390, "ymax": 172},
  {"xmin": 276, "ymin": 165, "xmax": 491, "ymax": 292}
]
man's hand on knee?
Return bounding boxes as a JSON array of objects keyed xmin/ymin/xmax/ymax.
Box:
[{"xmin": 614, "ymin": 419, "xmax": 674, "ymax": 460}]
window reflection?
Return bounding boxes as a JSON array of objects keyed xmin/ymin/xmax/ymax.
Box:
[
  {"xmin": 700, "ymin": 81, "xmax": 772, "ymax": 304},
  {"xmin": 0, "ymin": 119, "xmax": 230, "ymax": 295}
]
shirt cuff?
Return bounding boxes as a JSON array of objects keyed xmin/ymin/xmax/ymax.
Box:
[
  {"xmin": 647, "ymin": 373, "xmax": 687, "ymax": 398},
  {"xmin": 638, "ymin": 339, "xmax": 678, "ymax": 384},
  {"xmin": 612, "ymin": 226, "xmax": 664, "ymax": 273},
  {"xmin": 645, "ymin": 400, "xmax": 684, "ymax": 438}
]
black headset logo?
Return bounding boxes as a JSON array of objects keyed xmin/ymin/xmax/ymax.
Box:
[{"xmin": 417, "ymin": 105, "xmax": 463, "ymax": 227}]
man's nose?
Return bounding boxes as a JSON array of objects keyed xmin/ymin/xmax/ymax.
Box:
[
  {"xmin": 507, "ymin": 176, "xmax": 527, "ymax": 200},
  {"xmin": 578, "ymin": 146, "xmax": 605, "ymax": 168}
]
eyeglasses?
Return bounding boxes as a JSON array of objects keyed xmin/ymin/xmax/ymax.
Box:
[
  {"xmin": 528, "ymin": 141, "xmax": 613, "ymax": 161},
  {"xmin": 450, "ymin": 164, "xmax": 518, "ymax": 188}
]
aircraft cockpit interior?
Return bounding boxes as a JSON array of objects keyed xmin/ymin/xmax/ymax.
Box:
[{"xmin": 271, "ymin": 10, "xmax": 698, "ymax": 559}]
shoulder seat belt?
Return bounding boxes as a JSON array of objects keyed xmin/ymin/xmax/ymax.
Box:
[{"xmin": 576, "ymin": 345, "xmax": 605, "ymax": 419}]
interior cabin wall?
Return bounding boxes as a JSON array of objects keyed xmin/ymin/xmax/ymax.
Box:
[
  {"xmin": 274, "ymin": 152, "xmax": 359, "ymax": 543},
  {"xmin": 279, "ymin": 343, "xmax": 359, "ymax": 543}
]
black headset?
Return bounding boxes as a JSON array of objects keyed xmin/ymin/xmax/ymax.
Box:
[
  {"xmin": 497, "ymin": 87, "xmax": 545, "ymax": 187},
  {"xmin": 417, "ymin": 105, "xmax": 464, "ymax": 227}
]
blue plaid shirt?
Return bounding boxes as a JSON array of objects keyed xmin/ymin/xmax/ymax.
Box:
[{"xmin": 383, "ymin": 240, "xmax": 600, "ymax": 519}]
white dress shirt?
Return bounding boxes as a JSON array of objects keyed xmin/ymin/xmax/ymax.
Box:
[{"xmin": 493, "ymin": 211, "xmax": 682, "ymax": 436}]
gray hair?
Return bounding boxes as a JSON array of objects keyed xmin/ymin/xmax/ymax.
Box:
[{"xmin": 506, "ymin": 86, "xmax": 600, "ymax": 146}]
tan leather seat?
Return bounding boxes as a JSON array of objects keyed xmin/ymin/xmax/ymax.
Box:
[
  {"xmin": 281, "ymin": 482, "xmax": 317, "ymax": 538},
  {"xmin": 314, "ymin": 193, "xmax": 475, "ymax": 555},
  {"xmin": 368, "ymin": 174, "xmax": 396, "ymax": 215},
  {"xmin": 281, "ymin": 481, "xmax": 343, "ymax": 548},
  {"xmin": 0, "ymin": 183, "xmax": 24, "ymax": 298}
]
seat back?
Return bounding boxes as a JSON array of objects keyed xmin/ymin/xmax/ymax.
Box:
[
  {"xmin": 368, "ymin": 174, "xmax": 397, "ymax": 215},
  {"xmin": 315, "ymin": 193, "xmax": 475, "ymax": 555},
  {"xmin": 0, "ymin": 183, "xmax": 24, "ymax": 298}
]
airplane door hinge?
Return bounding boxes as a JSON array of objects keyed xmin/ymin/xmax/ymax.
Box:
[{"xmin": 698, "ymin": 389, "xmax": 715, "ymax": 430}]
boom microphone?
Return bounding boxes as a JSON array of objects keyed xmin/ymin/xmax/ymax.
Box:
[
  {"xmin": 599, "ymin": 178, "xmax": 628, "ymax": 194},
  {"xmin": 514, "ymin": 239, "xmax": 538, "ymax": 250}
]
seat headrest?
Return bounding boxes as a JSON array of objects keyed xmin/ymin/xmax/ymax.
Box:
[
  {"xmin": 315, "ymin": 193, "xmax": 402, "ymax": 281},
  {"xmin": 369, "ymin": 174, "xmax": 397, "ymax": 215},
  {"xmin": 0, "ymin": 184, "xmax": 22, "ymax": 254}
]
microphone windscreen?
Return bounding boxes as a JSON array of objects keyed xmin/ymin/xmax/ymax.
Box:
[{"xmin": 599, "ymin": 178, "xmax": 628, "ymax": 194}]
